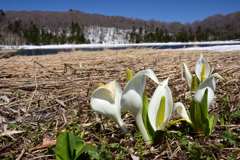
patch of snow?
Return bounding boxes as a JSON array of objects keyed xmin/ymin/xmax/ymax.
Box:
[
  {"xmin": 178, "ymin": 45, "xmax": 240, "ymax": 52},
  {"xmin": 85, "ymin": 26, "xmax": 130, "ymax": 44},
  {"xmin": 1, "ymin": 41, "xmax": 240, "ymax": 51}
]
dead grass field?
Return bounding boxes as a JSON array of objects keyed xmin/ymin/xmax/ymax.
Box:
[{"xmin": 0, "ymin": 49, "xmax": 240, "ymax": 159}]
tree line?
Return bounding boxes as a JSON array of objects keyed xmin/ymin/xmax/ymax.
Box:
[
  {"xmin": 4, "ymin": 19, "xmax": 240, "ymax": 45},
  {"xmin": 129, "ymin": 25, "xmax": 240, "ymax": 43},
  {"xmin": 5, "ymin": 19, "xmax": 89, "ymax": 45},
  {"xmin": 1, "ymin": 10, "xmax": 240, "ymax": 44}
]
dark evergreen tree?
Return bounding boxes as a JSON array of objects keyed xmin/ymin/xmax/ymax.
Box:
[
  {"xmin": 24, "ymin": 22, "xmax": 41, "ymax": 45},
  {"xmin": 129, "ymin": 26, "xmax": 137, "ymax": 43},
  {"xmin": 163, "ymin": 29, "xmax": 172, "ymax": 42},
  {"xmin": 155, "ymin": 27, "xmax": 164, "ymax": 42},
  {"xmin": 134, "ymin": 27, "xmax": 143, "ymax": 43},
  {"xmin": 195, "ymin": 26, "xmax": 208, "ymax": 41},
  {"xmin": 68, "ymin": 22, "xmax": 86, "ymax": 44},
  {"xmin": 176, "ymin": 29, "xmax": 189, "ymax": 42}
]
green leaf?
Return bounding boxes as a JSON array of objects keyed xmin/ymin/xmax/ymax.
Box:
[
  {"xmin": 83, "ymin": 145, "xmax": 100, "ymax": 160},
  {"xmin": 190, "ymin": 89, "xmax": 216, "ymax": 136},
  {"xmin": 208, "ymin": 114, "xmax": 217, "ymax": 135},
  {"xmin": 201, "ymin": 89, "xmax": 209, "ymax": 119},
  {"xmin": 142, "ymin": 93, "xmax": 154, "ymax": 140},
  {"xmin": 223, "ymin": 130, "xmax": 237, "ymax": 146},
  {"xmin": 142, "ymin": 93, "xmax": 149, "ymax": 130},
  {"xmin": 200, "ymin": 116, "xmax": 210, "ymax": 136},
  {"xmin": 230, "ymin": 109, "xmax": 240, "ymax": 121},
  {"xmin": 190, "ymin": 100, "xmax": 201, "ymax": 132},
  {"xmin": 200, "ymin": 89, "xmax": 212, "ymax": 135},
  {"xmin": 55, "ymin": 132, "xmax": 85, "ymax": 160},
  {"xmin": 126, "ymin": 68, "xmax": 134, "ymax": 81},
  {"xmin": 194, "ymin": 102, "xmax": 201, "ymax": 129},
  {"xmin": 191, "ymin": 75, "xmax": 200, "ymax": 91}
]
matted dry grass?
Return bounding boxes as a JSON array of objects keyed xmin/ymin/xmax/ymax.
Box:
[{"xmin": 0, "ymin": 49, "xmax": 240, "ymax": 159}]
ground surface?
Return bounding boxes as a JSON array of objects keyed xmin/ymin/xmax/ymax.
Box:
[{"xmin": 0, "ymin": 49, "xmax": 240, "ymax": 159}]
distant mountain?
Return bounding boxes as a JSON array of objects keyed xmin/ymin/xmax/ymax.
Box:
[
  {"xmin": 192, "ymin": 12, "xmax": 240, "ymax": 40},
  {"xmin": 0, "ymin": 10, "xmax": 165, "ymax": 29},
  {"xmin": 0, "ymin": 10, "xmax": 239, "ymax": 45}
]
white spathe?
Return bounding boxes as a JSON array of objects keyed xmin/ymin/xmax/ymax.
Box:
[
  {"xmin": 182, "ymin": 63, "xmax": 192, "ymax": 88},
  {"xmin": 174, "ymin": 102, "xmax": 192, "ymax": 124},
  {"xmin": 90, "ymin": 80, "xmax": 125, "ymax": 129},
  {"xmin": 120, "ymin": 69, "xmax": 159, "ymax": 142},
  {"xmin": 198, "ymin": 76, "xmax": 216, "ymax": 91},
  {"xmin": 194, "ymin": 87, "xmax": 215, "ymax": 108},
  {"xmin": 121, "ymin": 69, "xmax": 159, "ymax": 114},
  {"xmin": 148, "ymin": 79, "xmax": 173, "ymax": 131},
  {"xmin": 195, "ymin": 54, "xmax": 211, "ymax": 82}
]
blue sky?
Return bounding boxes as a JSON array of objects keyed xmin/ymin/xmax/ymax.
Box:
[{"xmin": 1, "ymin": 0, "xmax": 240, "ymax": 23}]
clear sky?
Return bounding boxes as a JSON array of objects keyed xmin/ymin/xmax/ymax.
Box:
[{"xmin": 1, "ymin": 0, "xmax": 240, "ymax": 23}]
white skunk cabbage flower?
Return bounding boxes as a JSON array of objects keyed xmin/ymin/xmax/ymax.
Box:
[
  {"xmin": 195, "ymin": 54, "xmax": 211, "ymax": 82},
  {"xmin": 148, "ymin": 79, "xmax": 192, "ymax": 128},
  {"xmin": 121, "ymin": 69, "xmax": 159, "ymax": 142},
  {"xmin": 182, "ymin": 54, "xmax": 222, "ymax": 91},
  {"xmin": 194, "ymin": 87, "xmax": 215, "ymax": 108},
  {"xmin": 174, "ymin": 102, "xmax": 192, "ymax": 124},
  {"xmin": 90, "ymin": 80, "xmax": 126, "ymax": 130},
  {"xmin": 148, "ymin": 79, "xmax": 173, "ymax": 131}
]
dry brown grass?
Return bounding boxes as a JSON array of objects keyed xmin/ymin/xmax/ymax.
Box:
[{"xmin": 0, "ymin": 49, "xmax": 240, "ymax": 159}]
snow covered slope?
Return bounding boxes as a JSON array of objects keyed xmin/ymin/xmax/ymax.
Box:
[{"xmin": 85, "ymin": 26, "xmax": 130, "ymax": 44}]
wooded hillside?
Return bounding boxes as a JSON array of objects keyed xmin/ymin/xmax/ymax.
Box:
[{"xmin": 0, "ymin": 10, "xmax": 239, "ymax": 44}]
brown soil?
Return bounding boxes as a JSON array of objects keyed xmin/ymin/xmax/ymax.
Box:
[{"xmin": 0, "ymin": 49, "xmax": 239, "ymax": 159}]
